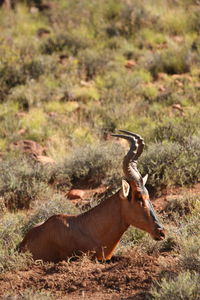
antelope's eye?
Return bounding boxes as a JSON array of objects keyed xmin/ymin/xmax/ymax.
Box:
[
  {"xmin": 127, "ymin": 190, "xmax": 132, "ymax": 202},
  {"xmin": 136, "ymin": 193, "xmax": 143, "ymax": 202}
]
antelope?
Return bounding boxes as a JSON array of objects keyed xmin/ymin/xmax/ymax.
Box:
[{"xmin": 19, "ymin": 131, "xmax": 165, "ymax": 262}]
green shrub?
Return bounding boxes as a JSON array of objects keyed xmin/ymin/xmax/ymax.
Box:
[
  {"xmin": 41, "ymin": 33, "xmax": 91, "ymax": 56},
  {"xmin": 78, "ymin": 48, "xmax": 111, "ymax": 79},
  {"xmin": 175, "ymin": 214, "xmax": 200, "ymax": 272},
  {"xmin": 139, "ymin": 232, "xmax": 177, "ymax": 255},
  {"xmin": 177, "ymin": 214, "xmax": 200, "ymax": 238},
  {"xmin": 22, "ymin": 60, "xmax": 45, "ymax": 80},
  {"xmin": 0, "ymin": 64, "xmax": 26, "ymax": 90},
  {"xmin": 0, "ymin": 156, "xmax": 53, "ymax": 210},
  {"xmin": 140, "ymin": 136, "xmax": 200, "ymax": 192},
  {"xmin": 140, "ymin": 201, "xmax": 199, "ymax": 256},
  {"xmin": 0, "ymin": 102, "xmax": 20, "ymax": 144},
  {"xmin": 140, "ymin": 142, "xmax": 180, "ymax": 190},
  {"xmin": 101, "ymin": 69, "xmax": 142, "ymax": 91},
  {"xmin": 8, "ymin": 70, "xmax": 61, "ymax": 110},
  {"xmin": 164, "ymin": 194, "xmax": 198, "ymax": 220},
  {"xmin": 117, "ymin": 226, "xmax": 146, "ymax": 254},
  {"xmin": 159, "ymin": 8, "xmax": 193, "ymax": 35},
  {"xmin": 119, "ymin": 0, "xmax": 157, "ymax": 36},
  {"xmin": 19, "ymin": 108, "xmax": 52, "ymax": 142},
  {"xmin": 153, "ymin": 117, "xmax": 199, "ymax": 144},
  {"xmin": 141, "ymin": 84, "xmax": 158, "ymax": 103},
  {"xmin": 70, "ymin": 86, "xmax": 99, "ymax": 102},
  {"xmin": 136, "ymin": 29, "xmax": 166, "ymax": 49},
  {"xmin": 0, "ymin": 212, "xmax": 32, "ymax": 273},
  {"xmin": 147, "ymin": 46, "xmax": 192, "ymax": 78},
  {"xmin": 150, "ymin": 271, "xmax": 200, "ymax": 300},
  {"xmin": 56, "ymin": 142, "xmax": 124, "ymax": 188},
  {"xmin": 2, "ymin": 289, "xmax": 54, "ymax": 300},
  {"xmin": 0, "ymin": 247, "xmax": 32, "ymax": 274},
  {"xmin": 25, "ymin": 193, "xmax": 79, "ymax": 232},
  {"xmin": 192, "ymin": 36, "xmax": 200, "ymax": 55},
  {"xmin": 179, "ymin": 235, "xmax": 200, "ymax": 272},
  {"xmin": 0, "ymin": 213, "xmax": 25, "ymax": 250},
  {"xmin": 0, "ymin": 59, "xmax": 45, "ymax": 101}
]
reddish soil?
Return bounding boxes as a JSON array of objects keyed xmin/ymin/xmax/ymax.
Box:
[{"xmin": 0, "ymin": 251, "xmax": 176, "ymax": 299}]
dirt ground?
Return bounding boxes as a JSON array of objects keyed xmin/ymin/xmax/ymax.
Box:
[
  {"xmin": 1, "ymin": 184, "xmax": 199, "ymax": 300},
  {"xmin": 0, "ymin": 251, "xmax": 176, "ymax": 300}
]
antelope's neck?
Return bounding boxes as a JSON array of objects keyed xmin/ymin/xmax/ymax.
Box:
[{"xmin": 78, "ymin": 191, "xmax": 129, "ymax": 258}]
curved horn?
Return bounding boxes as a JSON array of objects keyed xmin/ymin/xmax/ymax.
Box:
[
  {"xmin": 119, "ymin": 130, "xmax": 144, "ymax": 160},
  {"xmin": 112, "ymin": 130, "xmax": 144, "ymax": 184}
]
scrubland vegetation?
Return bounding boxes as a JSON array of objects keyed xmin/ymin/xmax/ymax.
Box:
[{"xmin": 0, "ymin": 0, "xmax": 200, "ymax": 299}]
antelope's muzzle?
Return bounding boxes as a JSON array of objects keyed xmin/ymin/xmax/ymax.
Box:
[{"xmin": 153, "ymin": 224, "xmax": 165, "ymax": 241}]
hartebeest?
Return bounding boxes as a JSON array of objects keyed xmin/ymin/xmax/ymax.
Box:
[{"xmin": 19, "ymin": 131, "xmax": 165, "ymax": 262}]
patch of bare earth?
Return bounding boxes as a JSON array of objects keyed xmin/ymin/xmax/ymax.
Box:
[{"xmin": 0, "ymin": 251, "xmax": 176, "ymax": 300}]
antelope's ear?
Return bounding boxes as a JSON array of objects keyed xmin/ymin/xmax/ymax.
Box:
[
  {"xmin": 120, "ymin": 179, "xmax": 130, "ymax": 199},
  {"xmin": 143, "ymin": 174, "xmax": 148, "ymax": 186}
]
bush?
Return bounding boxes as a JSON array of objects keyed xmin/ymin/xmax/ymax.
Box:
[
  {"xmin": 0, "ymin": 156, "xmax": 53, "ymax": 210},
  {"xmin": 78, "ymin": 48, "xmax": 111, "ymax": 79},
  {"xmin": 41, "ymin": 33, "xmax": 91, "ymax": 56},
  {"xmin": 140, "ymin": 136, "xmax": 200, "ymax": 192},
  {"xmin": 153, "ymin": 117, "xmax": 199, "ymax": 144},
  {"xmin": 139, "ymin": 232, "xmax": 177, "ymax": 255},
  {"xmin": 56, "ymin": 142, "xmax": 124, "ymax": 188},
  {"xmin": 0, "ymin": 212, "xmax": 32, "ymax": 273},
  {"xmin": 176, "ymin": 214, "xmax": 200, "ymax": 239},
  {"xmin": 2, "ymin": 289, "xmax": 54, "ymax": 300},
  {"xmin": 0, "ymin": 59, "xmax": 45, "ymax": 101},
  {"xmin": 0, "ymin": 64, "xmax": 26, "ymax": 90},
  {"xmin": 147, "ymin": 46, "xmax": 192, "ymax": 78},
  {"xmin": 175, "ymin": 214, "xmax": 200, "ymax": 272},
  {"xmin": 150, "ymin": 271, "xmax": 200, "ymax": 300},
  {"xmin": 159, "ymin": 8, "xmax": 193, "ymax": 35},
  {"xmin": 117, "ymin": 227, "xmax": 146, "ymax": 255},
  {"xmin": 136, "ymin": 29, "xmax": 166, "ymax": 50},
  {"xmin": 179, "ymin": 236, "xmax": 200, "ymax": 272},
  {"xmin": 119, "ymin": 0, "xmax": 157, "ymax": 36},
  {"xmin": 164, "ymin": 194, "xmax": 198, "ymax": 220},
  {"xmin": 18, "ymin": 108, "xmax": 52, "ymax": 142},
  {"xmin": 25, "ymin": 193, "xmax": 79, "ymax": 232},
  {"xmin": 0, "ymin": 102, "xmax": 20, "ymax": 144}
]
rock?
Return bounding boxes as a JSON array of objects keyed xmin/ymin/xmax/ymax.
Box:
[
  {"xmin": 18, "ymin": 128, "xmax": 27, "ymax": 136},
  {"xmin": 37, "ymin": 28, "xmax": 50, "ymax": 38},
  {"xmin": 67, "ymin": 189, "xmax": 86, "ymax": 200},
  {"xmin": 59, "ymin": 55, "xmax": 68, "ymax": 64},
  {"xmin": 80, "ymin": 80, "xmax": 94, "ymax": 87},
  {"xmin": 10, "ymin": 140, "xmax": 46, "ymax": 156},
  {"xmin": 172, "ymin": 104, "xmax": 184, "ymax": 113},
  {"xmin": 157, "ymin": 73, "xmax": 168, "ymax": 80},
  {"xmin": 68, "ymin": 285, "xmax": 77, "ymax": 292},
  {"xmin": 30, "ymin": 6, "xmax": 39, "ymax": 14},
  {"xmin": 124, "ymin": 60, "xmax": 136, "ymax": 69},
  {"xmin": 34, "ymin": 155, "xmax": 55, "ymax": 165},
  {"xmin": 158, "ymin": 85, "xmax": 166, "ymax": 92}
]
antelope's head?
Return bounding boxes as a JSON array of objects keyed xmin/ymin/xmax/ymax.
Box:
[{"xmin": 112, "ymin": 130, "xmax": 165, "ymax": 241}]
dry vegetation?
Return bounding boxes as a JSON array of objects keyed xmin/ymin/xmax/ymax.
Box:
[{"xmin": 0, "ymin": 0, "xmax": 200, "ymax": 299}]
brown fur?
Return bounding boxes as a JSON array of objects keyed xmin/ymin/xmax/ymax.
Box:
[{"xmin": 20, "ymin": 183, "xmax": 164, "ymax": 262}]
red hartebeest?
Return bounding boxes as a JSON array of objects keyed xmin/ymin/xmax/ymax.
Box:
[{"xmin": 19, "ymin": 131, "xmax": 165, "ymax": 262}]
